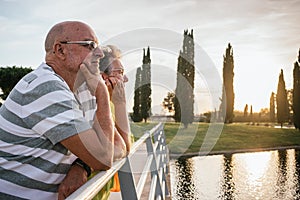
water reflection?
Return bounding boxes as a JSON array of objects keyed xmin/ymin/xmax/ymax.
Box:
[
  {"xmin": 231, "ymin": 151, "xmax": 277, "ymax": 199},
  {"xmin": 220, "ymin": 154, "xmax": 234, "ymax": 200},
  {"xmin": 174, "ymin": 158, "xmax": 196, "ymax": 199},
  {"xmin": 170, "ymin": 149, "xmax": 300, "ymax": 199}
]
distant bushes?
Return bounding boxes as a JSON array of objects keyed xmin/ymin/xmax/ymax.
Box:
[{"xmin": 0, "ymin": 66, "xmax": 33, "ymax": 101}]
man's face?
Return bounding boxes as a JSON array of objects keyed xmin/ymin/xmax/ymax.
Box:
[
  {"xmin": 81, "ymin": 47, "xmax": 103, "ymax": 75},
  {"xmin": 62, "ymin": 23, "xmax": 104, "ymax": 75}
]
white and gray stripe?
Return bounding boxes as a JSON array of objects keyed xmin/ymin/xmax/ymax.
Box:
[{"xmin": 0, "ymin": 63, "xmax": 93, "ymax": 199}]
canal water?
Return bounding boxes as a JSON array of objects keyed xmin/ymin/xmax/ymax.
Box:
[{"xmin": 170, "ymin": 149, "xmax": 300, "ymax": 200}]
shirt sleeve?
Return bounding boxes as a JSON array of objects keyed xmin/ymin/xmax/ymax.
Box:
[{"xmin": 22, "ymin": 79, "xmax": 92, "ymax": 145}]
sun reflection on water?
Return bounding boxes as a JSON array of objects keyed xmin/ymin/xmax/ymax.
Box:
[
  {"xmin": 171, "ymin": 149, "xmax": 300, "ymax": 200},
  {"xmin": 233, "ymin": 151, "xmax": 272, "ymax": 183},
  {"xmin": 231, "ymin": 151, "xmax": 277, "ymax": 199}
]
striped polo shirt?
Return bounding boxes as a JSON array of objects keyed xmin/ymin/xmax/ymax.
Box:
[
  {"xmin": 74, "ymin": 82, "xmax": 97, "ymax": 126},
  {"xmin": 0, "ymin": 63, "xmax": 92, "ymax": 199}
]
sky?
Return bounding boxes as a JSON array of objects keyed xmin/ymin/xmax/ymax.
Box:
[{"xmin": 0, "ymin": 0, "xmax": 299, "ymax": 114}]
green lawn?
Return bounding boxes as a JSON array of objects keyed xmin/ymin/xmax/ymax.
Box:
[
  {"xmin": 131, "ymin": 122, "xmax": 300, "ymax": 155},
  {"xmin": 130, "ymin": 122, "xmax": 158, "ymax": 140},
  {"xmin": 165, "ymin": 122, "xmax": 300, "ymax": 155}
]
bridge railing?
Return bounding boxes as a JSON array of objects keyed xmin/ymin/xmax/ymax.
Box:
[{"xmin": 66, "ymin": 122, "xmax": 170, "ymax": 200}]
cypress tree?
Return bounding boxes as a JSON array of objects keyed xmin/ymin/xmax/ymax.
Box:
[
  {"xmin": 140, "ymin": 47, "xmax": 152, "ymax": 122},
  {"xmin": 276, "ymin": 69, "xmax": 289, "ymax": 127},
  {"xmin": 250, "ymin": 105, "xmax": 253, "ymax": 123},
  {"xmin": 220, "ymin": 43, "xmax": 235, "ymax": 123},
  {"xmin": 287, "ymin": 89, "xmax": 293, "ymax": 123},
  {"xmin": 131, "ymin": 67, "xmax": 143, "ymax": 122},
  {"xmin": 174, "ymin": 29, "xmax": 195, "ymax": 128},
  {"xmin": 244, "ymin": 104, "xmax": 248, "ymax": 118},
  {"xmin": 293, "ymin": 49, "xmax": 300, "ymax": 129},
  {"xmin": 174, "ymin": 51, "xmax": 184, "ymax": 123},
  {"xmin": 131, "ymin": 47, "xmax": 152, "ymax": 122},
  {"xmin": 270, "ymin": 92, "xmax": 275, "ymax": 122}
]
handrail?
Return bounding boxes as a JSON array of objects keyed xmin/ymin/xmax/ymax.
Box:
[{"xmin": 66, "ymin": 122, "xmax": 170, "ymax": 200}]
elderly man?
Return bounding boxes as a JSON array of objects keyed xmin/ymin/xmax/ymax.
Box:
[{"xmin": 0, "ymin": 21, "xmax": 125, "ymax": 199}]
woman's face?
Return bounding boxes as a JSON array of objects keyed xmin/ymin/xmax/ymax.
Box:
[
  {"xmin": 102, "ymin": 59, "xmax": 128, "ymax": 92},
  {"xmin": 109, "ymin": 59, "xmax": 128, "ymax": 83}
]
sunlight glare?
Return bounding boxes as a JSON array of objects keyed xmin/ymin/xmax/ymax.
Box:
[{"xmin": 233, "ymin": 151, "xmax": 272, "ymax": 186}]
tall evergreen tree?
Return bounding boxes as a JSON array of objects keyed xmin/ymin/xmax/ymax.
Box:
[
  {"xmin": 244, "ymin": 104, "xmax": 248, "ymax": 117},
  {"xmin": 293, "ymin": 49, "xmax": 300, "ymax": 129},
  {"xmin": 270, "ymin": 92, "xmax": 276, "ymax": 122},
  {"xmin": 131, "ymin": 67, "xmax": 143, "ymax": 122},
  {"xmin": 276, "ymin": 69, "xmax": 289, "ymax": 127},
  {"xmin": 287, "ymin": 89, "xmax": 293, "ymax": 123},
  {"xmin": 250, "ymin": 105, "xmax": 253, "ymax": 123},
  {"xmin": 131, "ymin": 47, "xmax": 152, "ymax": 122},
  {"xmin": 140, "ymin": 47, "xmax": 152, "ymax": 122},
  {"xmin": 174, "ymin": 29, "xmax": 195, "ymax": 128},
  {"xmin": 220, "ymin": 43, "xmax": 235, "ymax": 123}
]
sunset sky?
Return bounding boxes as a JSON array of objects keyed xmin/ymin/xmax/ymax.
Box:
[{"xmin": 1, "ymin": 0, "xmax": 299, "ymax": 114}]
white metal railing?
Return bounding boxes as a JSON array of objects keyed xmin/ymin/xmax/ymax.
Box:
[{"xmin": 66, "ymin": 122, "xmax": 170, "ymax": 200}]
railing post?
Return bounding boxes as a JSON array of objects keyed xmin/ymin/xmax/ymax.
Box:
[
  {"xmin": 65, "ymin": 122, "xmax": 170, "ymax": 200},
  {"xmin": 154, "ymin": 126, "xmax": 170, "ymax": 198},
  {"xmin": 146, "ymin": 131, "xmax": 164, "ymax": 199},
  {"xmin": 118, "ymin": 157, "xmax": 138, "ymax": 200},
  {"xmin": 160, "ymin": 128, "xmax": 170, "ymax": 197}
]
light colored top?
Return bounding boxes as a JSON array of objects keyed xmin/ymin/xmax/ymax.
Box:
[{"xmin": 0, "ymin": 63, "xmax": 92, "ymax": 200}]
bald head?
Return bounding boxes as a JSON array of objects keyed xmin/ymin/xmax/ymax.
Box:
[{"xmin": 44, "ymin": 21, "xmax": 95, "ymax": 53}]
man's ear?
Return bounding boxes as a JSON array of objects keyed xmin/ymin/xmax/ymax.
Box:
[{"xmin": 53, "ymin": 43, "xmax": 66, "ymax": 60}]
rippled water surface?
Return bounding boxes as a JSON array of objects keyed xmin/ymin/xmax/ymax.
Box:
[{"xmin": 170, "ymin": 149, "xmax": 300, "ymax": 200}]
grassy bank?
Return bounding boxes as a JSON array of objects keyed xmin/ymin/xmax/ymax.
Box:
[
  {"xmin": 131, "ymin": 122, "xmax": 300, "ymax": 155},
  {"xmin": 165, "ymin": 122, "xmax": 300, "ymax": 155}
]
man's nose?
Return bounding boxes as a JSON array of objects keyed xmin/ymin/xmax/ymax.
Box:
[
  {"xmin": 123, "ymin": 74, "xmax": 128, "ymax": 83},
  {"xmin": 94, "ymin": 47, "xmax": 104, "ymax": 59}
]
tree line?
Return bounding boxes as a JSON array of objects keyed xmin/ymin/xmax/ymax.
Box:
[
  {"xmin": 233, "ymin": 50, "xmax": 300, "ymax": 129},
  {"xmin": 0, "ymin": 66, "xmax": 33, "ymax": 106},
  {"xmin": 133, "ymin": 29, "xmax": 299, "ymax": 128},
  {"xmin": 1, "ymin": 37, "xmax": 299, "ymax": 130},
  {"xmin": 132, "ymin": 30, "xmax": 196, "ymax": 127},
  {"xmin": 279, "ymin": 49, "xmax": 300, "ymax": 129},
  {"xmin": 162, "ymin": 35, "xmax": 300, "ymax": 129}
]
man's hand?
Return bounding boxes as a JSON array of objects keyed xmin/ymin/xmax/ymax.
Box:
[
  {"xmin": 80, "ymin": 63, "xmax": 105, "ymax": 95},
  {"xmin": 58, "ymin": 164, "xmax": 88, "ymax": 200}
]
